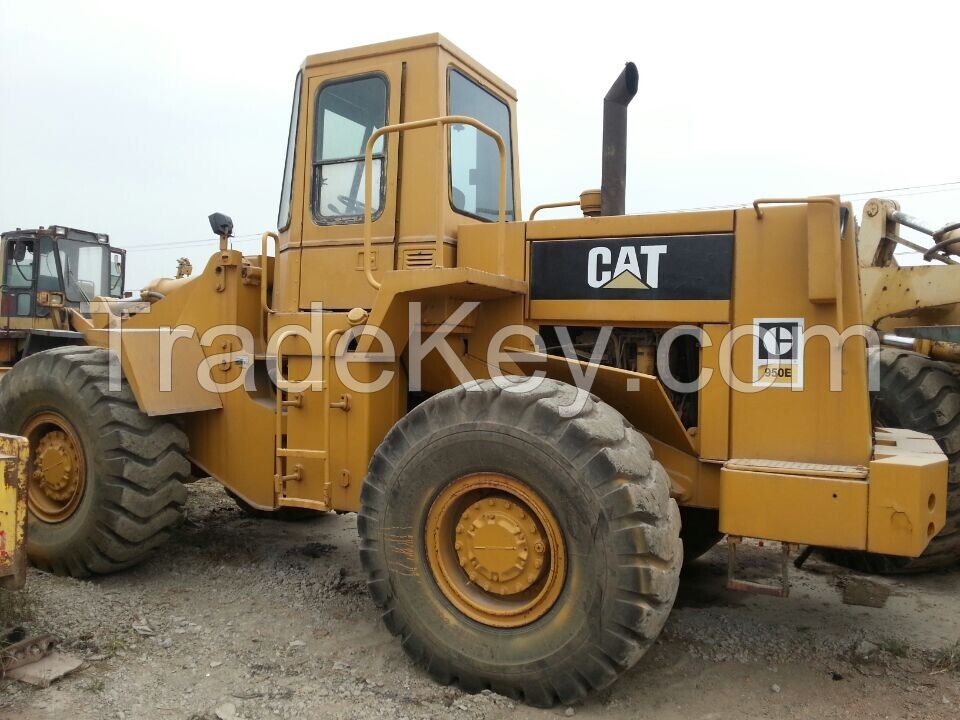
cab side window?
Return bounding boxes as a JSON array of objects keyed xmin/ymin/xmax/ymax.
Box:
[
  {"xmin": 3, "ymin": 240, "xmax": 35, "ymax": 317},
  {"xmin": 447, "ymin": 68, "xmax": 515, "ymax": 222},
  {"xmin": 4, "ymin": 241, "xmax": 34, "ymax": 290},
  {"xmin": 36, "ymin": 240, "xmax": 62, "ymax": 293},
  {"xmin": 109, "ymin": 250, "xmax": 124, "ymax": 297},
  {"xmin": 312, "ymin": 75, "xmax": 388, "ymax": 223}
]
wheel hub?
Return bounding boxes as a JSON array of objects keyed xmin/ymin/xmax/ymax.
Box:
[
  {"xmin": 455, "ymin": 497, "xmax": 545, "ymax": 595},
  {"xmin": 34, "ymin": 432, "xmax": 80, "ymax": 502},
  {"xmin": 426, "ymin": 473, "xmax": 566, "ymax": 628},
  {"xmin": 22, "ymin": 412, "xmax": 87, "ymax": 524}
]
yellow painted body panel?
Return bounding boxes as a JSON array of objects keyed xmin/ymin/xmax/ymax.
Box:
[
  {"xmin": 523, "ymin": 210, "xmax": 735, "ymax": 240},
  {"xmin": 719, "ymin": 428, "xmax": 946, "ymax": 555},
  {"xmin": 114, "ymin": 328, "xmax": 222, "ymax": 416},
  {"xmin": 77, "ymin": 249, "xmax": 279, "ymax": 510},
  {"xmin": 728, "ymin": 204, "xmax": 872, "ymax": 466},
  {"xmin": 719, "ymin": 469, "xmax": 869, "ymax": 550},
  {"xmin": 698, "ymin": 324, "xmax": 731, "ymax": 461},
  {"xmin": 0, "ymin": 434, "xmax": 29, "ymax": 590}
]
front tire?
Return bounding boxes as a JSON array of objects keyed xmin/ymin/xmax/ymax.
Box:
[
  {"xmin": 358, "ymin": 379, "xmax": 681, "ymax": 707},
  {"xmin": 0, "ymin": 347, "xmax": 189, "ymax": 577}
]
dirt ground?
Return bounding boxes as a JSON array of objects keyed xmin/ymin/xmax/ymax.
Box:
[{"xmin": 2, "ymin": 479, "xmax": 959, "ymax": 720}]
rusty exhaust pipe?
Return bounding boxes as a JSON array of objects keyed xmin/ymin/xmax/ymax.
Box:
[{"xmin": 601, "ymin": 62, "xmax": 639, "ymax": 217}]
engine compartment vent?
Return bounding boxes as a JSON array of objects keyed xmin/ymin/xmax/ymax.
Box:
[{"xmin": 401, "ymin": 248, "xmax": 436, "ymax": 269}]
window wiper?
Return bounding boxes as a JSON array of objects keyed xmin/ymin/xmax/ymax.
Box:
[{"xmin": 64, "ymin": 259, "xmax": 90, "ymax": 303}]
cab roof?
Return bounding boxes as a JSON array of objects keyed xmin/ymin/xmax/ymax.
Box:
[
  {"xmin": 302, "ymin": 33, "xmax": 517, "ymax": 101},
  {"xmin": 1, "ymin": 226, "xmax": 109, "ymax": 244}
]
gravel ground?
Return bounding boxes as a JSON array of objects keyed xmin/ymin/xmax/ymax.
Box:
[{"xmin": 2, "ymin": 478, "xmax": 959, "ymax": 720}]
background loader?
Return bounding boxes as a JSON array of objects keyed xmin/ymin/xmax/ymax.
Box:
[
  {"xmin": 0, "ymin": 35, "xmax": 948, "ymax": 706},
  {"xmin": 824, "ymin": 200, "xmax": 960, "ymax": 572},
  {"xmin": 0, "ymin": 225, "xmax": 126, "ymax": 371}
]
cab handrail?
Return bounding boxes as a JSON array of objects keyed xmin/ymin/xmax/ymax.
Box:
[{"xmin": 362, "ymin": 115, "xmax": 507, "ymax": 289}]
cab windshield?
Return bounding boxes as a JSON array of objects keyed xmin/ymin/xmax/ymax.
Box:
[{"xmin": 58, "ymin": 240, "xmax": 123, "ymax": 302}]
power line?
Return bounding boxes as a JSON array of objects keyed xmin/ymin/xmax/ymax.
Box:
[
  {"xmin": 124, "ymin": 232, "xmax": 264, "ymax": 253},
  {"xmin": 653, "ymin": 180, "xmax": 960, "ymax": 215},
  {"xmin": 120, "ymin": 180, "xmax": 960, "ymax": 252},
  {"xmin": 842, "ymin": 180, "xmax": 960, "ymax": 197}
]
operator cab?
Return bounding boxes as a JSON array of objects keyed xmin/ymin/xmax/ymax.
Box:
[
  {"xmin": 275, "ymin": 34, "xmax": 521, "ymax": 311},
  {"xmin": 0, "ymin": 226, "xmax": 125, "ymax": 318}
]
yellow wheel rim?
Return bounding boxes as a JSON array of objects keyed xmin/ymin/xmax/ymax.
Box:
[
  {"xmin": 23, "ymin": 411, "xmax": 86, "ymax": 524},
  {"xmin": 425, "ymin": 473, "xmax": 566, "ymax": 628}
]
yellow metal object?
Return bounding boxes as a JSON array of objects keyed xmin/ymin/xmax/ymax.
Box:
[
  {"xmin": 35, "ymin": 432, "xmax": 81, "ymax": 502},
  {"xmin": 455, "ymin": 496, "xmax": 545, "ymax": 595},
  {"xmin": 719, "ymin": 466, "xmax": 869, "ymax": 550},
  {"xmin": 22, "ymin": 412, "xmax": 86, "ymax": 524},
  {"xmin": 868, "ymin": 429, "xmax": 947, "ymax": 556},
  {"xmin": 578, "ymin": 189, "xmax": 601, "ymax": 216},
  {"xmin": 425, "ymin": 473, "xmax": 565, "ymax": 628},
  {"xmin": 0, "ymin": 434, "xmax": 30, "ymax": 590},
  {"xmin": 719, "ymin": 429, "xmax": 947, "ymax": 556},
  {"xmin": 528, "ymin": 200, "xmax": 580, "ymax": 220},
  {"xmin": 728, "ymin": 203, "xmax": 872, "ymax": 466},
  {"xmin": 858, "ymin": 198, "xmax": 960, "ymax": 329}
]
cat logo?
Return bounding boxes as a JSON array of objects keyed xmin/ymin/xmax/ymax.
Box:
[
  {"xmin": 528, "ymin": 234, "xmax": 733, "ymax": 302},
  {"xmin": 587, "ymin": 245, "xmax": 667, "ymax": 290},
  {"xmin": 753, "ymin": 318, "xmax": 804, "ymax": 388}
]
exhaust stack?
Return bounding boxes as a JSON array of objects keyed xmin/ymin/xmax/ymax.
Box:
[{"xmin": 601, "ymin": 62, "xmax": 639, "ymax": 217}]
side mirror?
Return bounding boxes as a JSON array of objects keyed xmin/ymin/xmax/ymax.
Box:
[
  {"xmin": 12, "ymin": 240, "xmax": 32, "ymax": 262},
  {"xmin": 208, "ymin": 213, "xmax": 234, "ymax": 238}
]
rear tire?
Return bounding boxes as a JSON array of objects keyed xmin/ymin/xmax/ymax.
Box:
[
  {"xmin": 0, "ymin": 347, "xmax": 189, "ymax": 577},
  {"xmin": 359, "ymin": 378, "xmax": 681, "ymax": 707},
  {"xmin": 824, "ymin": 348, "xmax": 960, "ymax": 573}
]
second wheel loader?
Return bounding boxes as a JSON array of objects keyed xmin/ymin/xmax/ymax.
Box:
[{"xmin": 824, "ymin": 199, "xmax": 960, "ymax": 572}]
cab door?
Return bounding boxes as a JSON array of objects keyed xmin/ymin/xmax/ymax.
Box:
[
  {"xmin": 1, "ymin": 239, "xmax": 37, "ymax": 321},
  {"xmin": 298, "ymin": 63, "xmax": 404, "ymax": 310},
  {"xmin": 278, "ymin": 63, "xmax": 402, "ymax": 510}
]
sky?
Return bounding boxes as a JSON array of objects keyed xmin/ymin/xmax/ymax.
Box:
[{"xmin": 1, "ymin": 1, "xmax": 958, "ymax": 291}]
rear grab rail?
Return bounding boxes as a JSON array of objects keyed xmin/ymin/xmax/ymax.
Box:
[{"xmin": 361, "ymin": 115, "xmax": 508, "ymax": 289}]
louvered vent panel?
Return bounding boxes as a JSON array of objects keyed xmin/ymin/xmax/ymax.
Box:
[{"xmin": 401, "ymin": 249, "xmax": 436, "ymax": 269}]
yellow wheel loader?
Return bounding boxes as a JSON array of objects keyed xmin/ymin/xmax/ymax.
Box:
[{"xmin": 0, "ymin": 35, "xmax": 948, "ymax": 705}]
